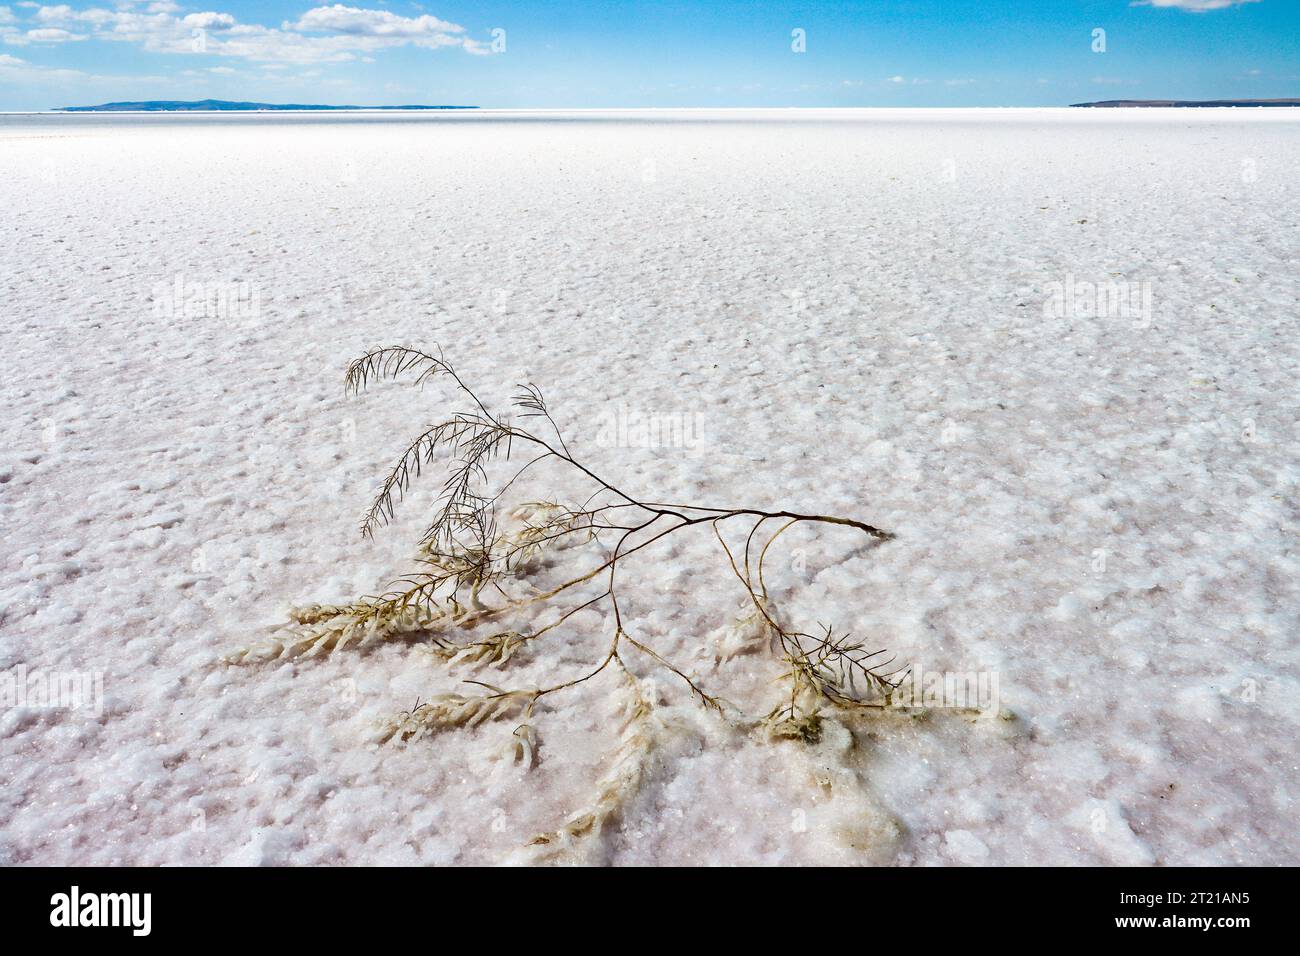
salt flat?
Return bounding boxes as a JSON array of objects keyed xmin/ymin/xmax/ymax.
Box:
[{"xmin": 1, "ymin": 109, "xmax": 1297, "ymax": 865}]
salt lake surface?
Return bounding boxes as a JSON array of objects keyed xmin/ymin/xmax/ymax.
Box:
[{"xmin": 2, "ymin": 109, "xmax": 1297, "ymax": 865}]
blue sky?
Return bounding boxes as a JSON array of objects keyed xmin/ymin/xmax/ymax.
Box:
[{"xmin": 0, "ymin": 1, "xmax": 1295, "ymax": 110}]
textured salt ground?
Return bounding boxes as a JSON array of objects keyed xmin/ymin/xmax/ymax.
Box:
[{"xmin": 0, "ymin": 109, "xmax": 1297, "ymax": 865}]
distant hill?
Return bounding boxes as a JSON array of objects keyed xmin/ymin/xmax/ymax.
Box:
[
  {"xmin": 57, "ymin": 99, "xmax": 477, "ymax": 112},
  {"xmin": 1070, "ymin": 99, "xmax": 1300, "ymax": 108}
]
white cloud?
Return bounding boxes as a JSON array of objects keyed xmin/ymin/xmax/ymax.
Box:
[
  {"xmin": 181, "ymin": 12, "xmax": 236, "ymax": 31},
  {"xmin": 1130, "ymin": 0, "xmax": 1261, "ymax": 11},
  {"xmin": 0, "ymin": 6, "xmax": 15, "ymax": 24},
  {"xmin": 34, "ymin": 5, "xmax": 74, "ymax": 20},
  {"xmin": 25, "ymin": 26, "xmax": 82, "ymax": 40},
  {"xmin": 4, "ymin": 23, "xmax": 88, "ymax": 43},
  {"xmin": 0, "ymin": 47, "xmax": 164, "ymax": 83},
  {"xmin": 23, "ymin": 4, "xmax": 490, "ymax": 63},
  {"xmin": 288, "ymin": 4, "xmax": 462, "ymax": 37},
  {"xmin": 885, "ymin": 74, "xmax": 904, "ymax": 84},
  {"xmin": 35, "ymin": 5, "xmax": 115, "ymax": 25}
]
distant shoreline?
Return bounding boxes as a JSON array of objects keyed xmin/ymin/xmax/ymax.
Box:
[
  {"xmin": 22, "ymin": 103, "xmax": 1300, "ymax": 116},
  {"xmin": 1070, "ymin": 99, "xmax": 1300, "ymax": 108},
  {"xmin": 57, "ymin": 99, "xmax": 477, "ymax": 112}
]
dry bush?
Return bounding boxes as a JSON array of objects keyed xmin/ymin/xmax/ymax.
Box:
[{"xmin": 228, "ymin": 345, "xmax": 908, "ymax": 857}]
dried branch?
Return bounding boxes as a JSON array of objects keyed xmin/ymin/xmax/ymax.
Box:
[{"xmin": 236, "ymin": 344, "xmax": 904, "ymax": 857}]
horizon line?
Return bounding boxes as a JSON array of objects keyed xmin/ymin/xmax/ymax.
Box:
[{"xmin": 15, "ymin": 104, "xmax": 1300, "ymax": 115}]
